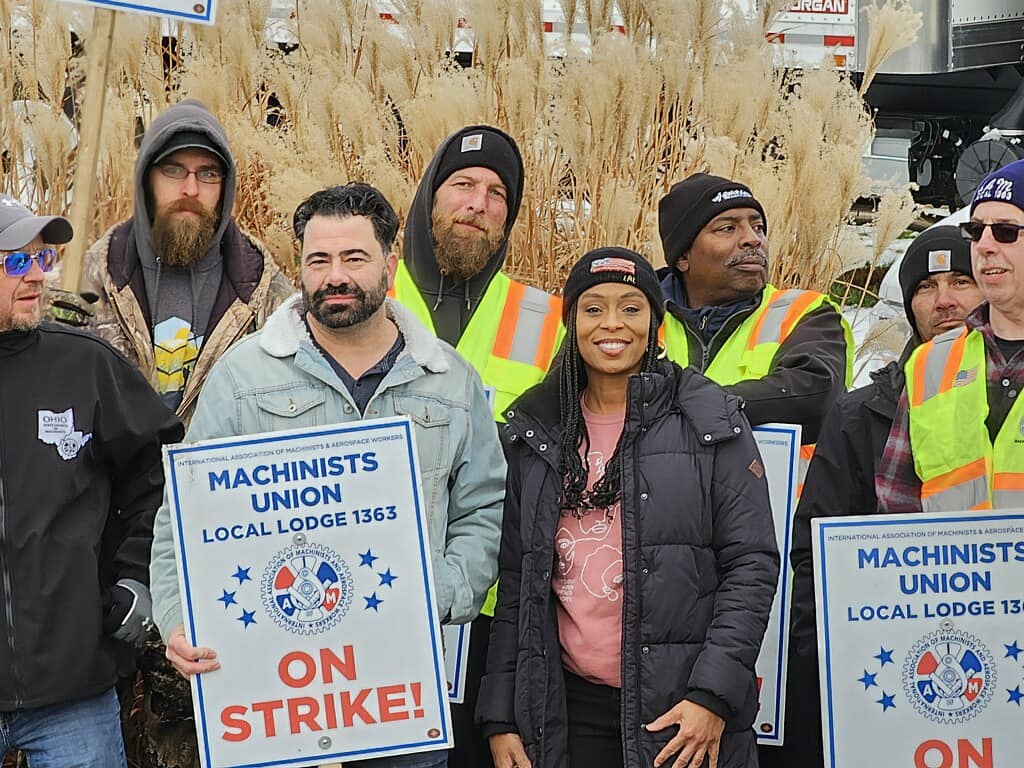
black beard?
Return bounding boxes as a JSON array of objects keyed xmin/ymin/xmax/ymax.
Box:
[{"xmin": 302, "ymin": 271, "xmax": 388, "ymax": 329}]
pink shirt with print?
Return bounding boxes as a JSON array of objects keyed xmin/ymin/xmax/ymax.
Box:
[{"xmin": 553, "ymin": 399, "xmax": 624, "ymax": 688}]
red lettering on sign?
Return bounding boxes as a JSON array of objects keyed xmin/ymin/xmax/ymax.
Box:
[
  {"xmin": 341, "ymin": 688, "xmax": 378, "ymax": 727},
  {"xmin": 221, "ymin": 705, "xmax": 251, "ymax": 742},
  {"xmin": 287, "ymin": 697, "xmax": 321, "ymax": 734},
  {"xmin": 914, "ymin": 738, "xmax": 993, "ymax": 768},
  {"xmin": 321, "ymin": 645, "xmax": 357, "ymax": 683},
  {"xmin": 251, "ymin": 699, "xmax": 284, "ymax": 737}
]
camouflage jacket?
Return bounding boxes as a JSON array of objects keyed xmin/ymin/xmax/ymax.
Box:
[{"xmin": 80, "ymin": 220, "xmax": 295, "ymax": 426}]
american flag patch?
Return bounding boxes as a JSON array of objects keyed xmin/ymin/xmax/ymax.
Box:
[
  {"xmin": 590, "ymin": 257, "xmax": 636, "ymax": 275},
  {"xmin": 954, "ymin": 367, "xmax": 978, "ymax": 387}
]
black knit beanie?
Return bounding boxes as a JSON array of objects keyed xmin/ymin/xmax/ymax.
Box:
[
  {"xmin": 658, "ymin": 173, "xmax": 767, "ymax": 270},
  {"xmin": 898, "ymin": 225, "xmax": 973, "ymax": 336},
  {"xmin": 562, "ymin": 247, "xmax": 665, "ymax": 324},
  {"xmin": 432, "ymin": 126, "xmax": 522, "ymax": 207}
]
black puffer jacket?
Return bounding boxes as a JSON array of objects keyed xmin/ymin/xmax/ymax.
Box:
[{"xmin": 477, "ymin": 361, "xmax": 780, "ymax": 768}]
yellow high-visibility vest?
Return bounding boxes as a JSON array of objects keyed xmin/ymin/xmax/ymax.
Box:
[
  {"xmin": 389, "ymin": 262, "xmax": 563, "ymax": 422},
  {"xmin": 905, "ymin": 327, "xmax": 1024, "ymax": 511},
  {"xmin": 389, "ymin": 261, "xmax": 564, "ymax": 615},
  {"xmin": 660, "ymin": 284, "xmax": 854, "ymax": 495},
  {"xmin": 661, "ymin": 284, "xmax": 853, "ymax": 386}
]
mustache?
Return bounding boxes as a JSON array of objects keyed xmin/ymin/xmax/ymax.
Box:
[
  {"xmin": 313, "ymin": 283, "xmax": 365, "ymax": 301},
  {"xmin": 725, "ymin": 250, "xmax": 768, "ymax": 268},
  {"xmin": 452, "ymin": 214, "xmax": 490, "ymax": 231},
  {"xmin": 166, "ymin": 198, "xmax": 208, "ymax": 215}
]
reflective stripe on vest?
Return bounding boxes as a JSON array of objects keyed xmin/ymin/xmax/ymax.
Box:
[
  {"xmin": 389, "ymin": 262, "xmax": 563, "ymax": 617},
  {"xmin": 388, "ymin": 262, "xmax": 563, "ymax": 422},
  {"xmin": 661, "ymin": 284, "xmax": 854, "ymax": 387},
  {"xmin": 906, "ymin": 327, "xmax": 1024, "ymax": 511},
  {"xmin": 660, "ymin": 285, "xmax": 852, "ymax": 495}
]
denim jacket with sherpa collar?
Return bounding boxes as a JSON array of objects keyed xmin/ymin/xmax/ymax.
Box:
[{"xmin": 150, "ymin": 294, "xmax": 506, "ymax": 639}]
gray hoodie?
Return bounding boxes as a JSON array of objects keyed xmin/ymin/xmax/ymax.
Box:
[{"xmin": 132, "ymin": 99, "xmax": 236, "ymax": 409}]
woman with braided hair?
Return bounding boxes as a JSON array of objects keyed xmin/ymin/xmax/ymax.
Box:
[{"xmin": 477, "ymin": 247, "xmax": 779, "ymax": 768}]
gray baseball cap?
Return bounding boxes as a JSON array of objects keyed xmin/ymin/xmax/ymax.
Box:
[{"xmin": 0, "ymin": 195, "xmax": 74, "ymax": 251}]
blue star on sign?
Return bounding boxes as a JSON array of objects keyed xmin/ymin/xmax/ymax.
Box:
[
  {"xmin": 1009, "ymin": 686, "xmax": 1024, "ymax": 706},
  {"xmin": 358, "ymin": 549, "xmax": 379, "ymax": 568},
  {"xmin": 877, "ymin": 692, "xmax": 896, "ymax": 712},
  {"xmin": 378, "ymin": 569, "xmax": 398, "ymax": 588},
  {"xmin": 218, "ymin": 590, "xmax": 237, "ymax": 608},
  {"xmin": 232, "ymin": 566, "xmax": 252, "ymax": 584},
  {"xmin": 364, "ymin": 593, "xmax": 383, "ymax": 611},
  {"xmin": 237, "ymin": 609, "xmax": 257, "ymax": 628},
  {"xmin": 875, "ymin": 647, "xmax": 895, "ymax": 666},
  {"xmin": 1006, "ymin": 641, "xmax": 1023, "ymax": 661},
  {"xmin": 858, "ymin": 670, "xmax": 878, "ymax": 690}
]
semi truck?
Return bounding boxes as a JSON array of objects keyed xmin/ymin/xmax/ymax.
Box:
[{"xmin": 767, "ymin": 0, "xmax": 1024, "ymax": 207}]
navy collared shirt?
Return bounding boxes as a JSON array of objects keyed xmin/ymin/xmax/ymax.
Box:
[{"xmin": 306, "ymin": 320, "xmax": 406, "ymax": 414}]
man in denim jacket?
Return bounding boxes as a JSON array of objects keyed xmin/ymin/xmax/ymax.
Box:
[{"xmin": 149, "ymin": 183, "xmax": 505, "ymax": 768}]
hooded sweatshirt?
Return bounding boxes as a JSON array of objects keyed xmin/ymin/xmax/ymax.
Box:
[
  {"xmin": 132, "ymin": 99, "xmax": 237, "ymax": 410},
  {"xmin": 401, "ymin": 125, "xmax": 524, "ymax": 346}
]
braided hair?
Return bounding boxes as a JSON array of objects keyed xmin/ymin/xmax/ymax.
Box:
[{"xmin": 558, "ymin": 309, "xmax": 661, "ymax": 516}]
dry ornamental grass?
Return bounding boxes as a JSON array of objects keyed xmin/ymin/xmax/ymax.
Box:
[{"xmin": 2, "ymin": 0, "xmax": 919, "ymax": 296}]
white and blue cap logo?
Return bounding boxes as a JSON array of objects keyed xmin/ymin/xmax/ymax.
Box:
[{"xmin": 971, "ymin": 158, "xmax": 1024, "ymax": 215}]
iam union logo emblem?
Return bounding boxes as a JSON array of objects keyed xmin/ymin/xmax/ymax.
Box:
[
  {"xmin": 902, "ymin": 628, "xmax": 995, "ymax": 724},
  {"xmin": 261, "ymin": 543, "xmax": 353, "ymax": 635}
]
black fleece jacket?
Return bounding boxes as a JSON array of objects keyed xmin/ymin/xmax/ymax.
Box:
[{"xmin": 0, "ymin": 324, "xmax": 182, "ymax": 709}]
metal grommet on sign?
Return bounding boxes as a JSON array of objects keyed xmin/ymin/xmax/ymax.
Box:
[
  {"xmin": 293, "ymin": 533, "xmax": 306, "ymax": 545},
  {"xmin": 939, "ymin": 618, "xmax": 954, "ymax": 631},
  {"xmin": 318, "ymin": 736, "xmax": 332, "ymax": 749}
]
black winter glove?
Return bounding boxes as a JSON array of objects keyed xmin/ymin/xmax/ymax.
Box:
[
  {"xmin": 103, "ymin": 578, "xmax": 154, "ymax": 645},
  {"xmin": 47, "ymin": 289, "xmax": 98, "ymax": 327}
]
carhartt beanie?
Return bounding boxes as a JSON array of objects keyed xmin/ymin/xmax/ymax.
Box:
[
  {"xmin": 898, "ymin": 225, "xmax": 973, "ymax": 336},
  {"xmin": 971, "ymin": 158, "xmax": 1024, "ymax": 216},
  {"xmin": 432, "ymin": 127, "xmax": 522, "ymax": 206},
  {"xmin": 658, "ymin": 173, "xmax": 767, "ymax": 270},
  {"xmin": 561, "ymin": 247, "xmax": 665, "ymax": 324}
]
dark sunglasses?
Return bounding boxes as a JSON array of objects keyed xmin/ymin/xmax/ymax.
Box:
[
  {"xmin": 3, "ymin": 247, "xmax": 57, "ymax": 277},
  {"xmin": 959, "ymin": 220, "xmax": 1024, "ymax": 244}
]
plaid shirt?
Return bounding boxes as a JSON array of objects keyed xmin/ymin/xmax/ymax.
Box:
[{"xmin": 875, "ymin": 304, "xmax": 1024, "ymax": 513}]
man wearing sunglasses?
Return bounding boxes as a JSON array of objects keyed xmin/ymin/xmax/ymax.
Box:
[
  {"xmin": 52, "ymin": 99, "xmax": 293, "ymax": 427},
  {"xmin": 878, "ymin": 157, "xmax": 1024, "ymax": 513},
  {"xmin": 0, "ymin": 195, "xmax": 183, "ymax": 766}
]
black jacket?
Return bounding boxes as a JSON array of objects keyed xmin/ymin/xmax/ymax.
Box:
[
  {"xmin": 757, "ymin": 359, "xmax": 904, "ymax": 768},
  {"xmin": 0, "ymin": 324, "xmax": 183, "ymax": 709},
  {"xmin": 659, "ymin": 270, "xmax": 849, "ymax": 444},
  {"xmin": 477, "ymin": 362, "xmax": 779, "ymax": 768},
  {"xmin": 789, "ymin": 358, "xmax": 904, "ymax": 658}
]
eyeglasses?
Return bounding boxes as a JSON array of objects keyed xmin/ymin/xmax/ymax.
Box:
[
  {"xmin": 3, "ymin": 248, "xmax": 57, "ymax": 277},
  {"xmin": 155, "ymin": 163, "xmax": 224, "ymax": 184},
  {"xmin": 959, "ymin": 220, "xmax": 1024, "ymax": 244}
]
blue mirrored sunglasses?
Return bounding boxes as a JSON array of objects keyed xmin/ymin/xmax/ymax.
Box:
[{"xmin": 3, "ymin": 248, "xmax": 57, "ymax": 277}]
